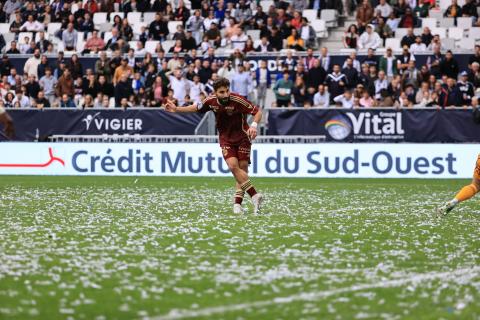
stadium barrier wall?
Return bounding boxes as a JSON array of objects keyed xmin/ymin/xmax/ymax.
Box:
[
  {"xmin": 2, "ymin": 109, "xmax": 203, "ymax": 141},
  {"xmin": 3, "ymin": 108, "xmax": 478, "ymax": 142},
  {"xmin": 0, "ymin": 143, "xmax": 476, "ymax": 178},
  {"xmin": 268, "ymin": 108, "xmax": 480, "ymax": 142}
]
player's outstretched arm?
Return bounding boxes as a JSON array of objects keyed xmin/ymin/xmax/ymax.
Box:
[
  {"xmin": 247, "ymin": 108, "xmax": 262, "ymax": 141},
  {"xmin": 164, "ymin": 101, "xmax": 198, "ymax": 113}
]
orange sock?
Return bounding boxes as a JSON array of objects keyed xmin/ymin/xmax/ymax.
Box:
[{"xmin": 455, "ymin": 184, "xmax": 479, "ymax": 202}]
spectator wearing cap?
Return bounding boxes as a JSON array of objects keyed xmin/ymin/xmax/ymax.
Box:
[
  {"xmin": 456, "ymin": 71, "xmax": 475, "ymax": 105},
  {"xmin": 358, "ymin": 24, "xmax": 382, "ymax": 49},
  {"xmin": 230, "ymin": 64, "xmax": 252, "ymax": 99}
]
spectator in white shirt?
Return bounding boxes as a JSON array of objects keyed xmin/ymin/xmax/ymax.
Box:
[
  {"xmin": 230, "ymin": 28, "xmax": 248, "ymax": 51},
  {"xmin": 20, "ymin": 15, "xmax": 44, "ymax": 32},
  {"xmin": 358, "ymin": 25, "xmax": 382, "ymax": 49},
  {"xmin": 374, "ymin": 70, "xmax": 389, "ymax": 99},
  {"xmin": 313, "ymin": 84, "xmax": 330, "ymax": 106},
  {"xmin": 13, "ymin": 91, "xmax": 31, "ymax": 108},
  {"xmin": 188, "ymin": 74, "xmax": 205, "ymax": 104},
  {"xmin": 375, "ymin": 0, "xmax": 393, "ymax": 18},
  {"xmin": 168, "ymin": 69, "xmax": 190, "ymax": 106},
  {"xmin": 333, "ymin": 90, "xmax": 355, "ymax": 108},
  {"xmin": 409, "ymin": 36, "xmax": 427, "ymax": 54}
]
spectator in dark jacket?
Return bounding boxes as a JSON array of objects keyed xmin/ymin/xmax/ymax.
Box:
[
  {"xmin": 149, "ymin": 13, "xmax": 169, "ymax": 41},
  {"xmin": 325, "ymin": 64, "xmax": 347, "ymax": 102},
  {"xmin": 114, "ymin": 74, "xmax": 133, "ymax": 106},
  {"xmin": 440, "ymin": 50, "xmax": 459, "ymax": 79}
]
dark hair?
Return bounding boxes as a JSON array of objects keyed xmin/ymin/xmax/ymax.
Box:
[{"xmin": 213, "ymin": 77, "xmax": 230, "ymax": 91}]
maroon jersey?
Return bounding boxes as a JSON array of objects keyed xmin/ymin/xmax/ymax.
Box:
[{"xmin": 197, "ymin": 93, "xmax": 259, "ymax": 145}]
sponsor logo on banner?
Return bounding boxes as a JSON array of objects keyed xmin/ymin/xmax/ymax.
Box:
[
  {"xmin": 81, "ymin": 113, "xmax": 143, "ymax": 131},
  {"xmin": 0, "ymin": 143, "xmax": 475, "ymax": 178},
  {"xmin": 325, "ymin": 111, "xmax": 405, "ymax": 141}
]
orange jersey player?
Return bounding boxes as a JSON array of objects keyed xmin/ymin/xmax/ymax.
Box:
[
  {"xmin": 437, "ymin": 155, "xmax": 480, "ymax": 216},
  {"xmin": 164, "ymin": 77, "xmax": 264, "ymax": 214}
]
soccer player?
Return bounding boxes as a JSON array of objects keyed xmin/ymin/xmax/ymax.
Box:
[
  {"xmin": 164, "ymin": 77, "xmax": 264, "ymax": 214},
  {"xmin": 0, "ymin": 105, "xmax": 14, "ymax": 139},
  {"xmin": 437, "ymin": 155, "xmax": 480, "ymax": 216}
]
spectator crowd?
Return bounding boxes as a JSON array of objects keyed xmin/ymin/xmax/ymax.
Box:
[{"xmin": 0, "ymin": 0, "xmax": 477, "ymax": 109}]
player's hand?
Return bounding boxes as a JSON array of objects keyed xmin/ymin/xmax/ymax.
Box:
[
  {"xmin": 164, "ymin": 101, "xmax": 177, "ymax": 113},
  {"xmin": 247, "ymin": 126, "xmax": 257, "ymax": 141}
]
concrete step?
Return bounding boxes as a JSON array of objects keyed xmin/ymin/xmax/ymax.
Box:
[{"xmin": 317, "ymin": 39, "xmax": 345, "ymax": 50}]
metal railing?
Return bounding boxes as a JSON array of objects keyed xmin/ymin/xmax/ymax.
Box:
[{"xmin": 48, "ymin": 135, "xmax": 328, "ymax": 143}]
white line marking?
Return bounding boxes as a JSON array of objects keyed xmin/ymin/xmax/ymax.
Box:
[{"xmin": 151, "ymin": 266, "xmax": 480, "ymax": 320}]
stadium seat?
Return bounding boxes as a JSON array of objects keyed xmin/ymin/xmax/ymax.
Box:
[
  {"xmin": 143, "ymin": 12, "xmax": 156, "ymax": 24},
  {"xmin": 439, "ymin": 17, "xmax": 455, "ymax": 27},
  {"xmin": 127, "ymin": 12, "xmax": 143, "ymax": 25},
  {"xmin": 145, "ymin": 40, "xmax": 160, "ymax": 53},
  {"xmin": 71, "ymin": 2, "xmax": 79, "ymax": 13},
  {"xmin": 457, "ymin": 37, "xmax": 475, "ymax": 49},
  {"xmin": 385, "ymin": 38, "xmax": 401, "ymax": 51},
  {"xmin": 0, "ymin": 23, "xmax": 9, "ymax": 34},
  {"xmin": 422, "ymin": 18, "xmax": 437, "ymax": 29},
  {"xmin": 303, "ymin": 9, "xmax": 318, "ymax": 22},
  {"xmin": 18, "ymin": 32, "xmax": 33, "ymax": 44},
  {"xmin": 395, "ymin": 28, "xmax": 408, "ymax": 39},
  {"xmin": 457, "ymin": 17, "xmax": 473, "ymax": 30},
  {"xmin": 132, "ymin": 23, "xmax": 146, "ymax": 36},
  {"xmin": 168, "ymin": 21, "xmax": 183, "ymax": 36},
  {"xmin": 9, "ymin": 13, "xmax": 15, "ymax": 23},
  {"xmin": 161, "ymin": 40, "xmax": 175, "ymax": 52},
  {"xmin": 469, "ymin": 27, "xmax": 480, "ymax": 40},
  {"xmin": 103, "ymin": 31, "xmax": 113, "ymax": 43},
  {"xmin": 442, "ymin": 37, "xmax": 455, "ymax": 50},
  {"xmin": 311, "ymin": 19, "xmax": 328, "ymax": 38},
  {"xmin": 110, "ymin": 12, "xmax": 125, "ymax": 21},
  {"xmin": 321, "ymin": 9, "xmax": 338, "ymax": 27},
  {"xmin": 98, "ymin": 22, "xmax": 113, "ymax": 33},
  {"xmin": 128, "ymin": 40, "xmax": 138, "ymax": 50},
  {"xmin": 448, "ymin": 27, "xmax": 463, "ymax": 40},
  {"xmin": 431, "ymin": 27, "xmax": 446, "ymax": 38},
  {"xmin": 429, "ymin": 10, "xmax": 444, "ymax": 20},
  {"xmin": 3, "ymin": 33, "xmax": 14, "ymax": 45},
  {"xmin": 47, "ymin": 23, "xmax": 62, "ymax": 38},
  {"xmin": 246, "ymin": 29, "xmax": 260, "ymax": 39},
  {"xmin": 93, "ymin": 12, "xmax": 108, "ymax": 26},
  {"xmin": 253, "ymin": 39, "xmax": 262, "ymax": 48},
  {"xmin": 259, "ymin": 0, "xmax": 274, "ymax": 13}
]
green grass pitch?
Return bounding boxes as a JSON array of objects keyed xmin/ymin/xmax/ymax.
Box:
[{"xmin": 0, "ymin": 176, "xmax": 479, "ymax": 319}]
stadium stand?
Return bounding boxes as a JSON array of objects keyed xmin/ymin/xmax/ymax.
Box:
[{"xmin": 0, "ymin": 0, "xmax": 477, "ymax": 109}]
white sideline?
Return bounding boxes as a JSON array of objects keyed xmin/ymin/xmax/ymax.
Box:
[{"xmin": 151, "ymin": 266, "xmax": 480, "ymax": 320}]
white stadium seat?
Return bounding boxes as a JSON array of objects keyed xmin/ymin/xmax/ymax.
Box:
[
  {"xmin": 457, "ymin": 37, "xmax": 475, "ymax": 49},
  {"xmin": 422, "ymin": 18, "xmax": 437, "ymax": 29},
  {"xmin": 103, "ymin": 31, "xmax": 113, "ymax": 43},
  {"xmin": 145, "ymin": 40, "xmax": 160, "ymax": 53},
  {"xmin": 438, "ymin": 17, "xmax": 455, "ymax": 28},
  {"xmin": 321, "ymin": 9, "xmax": 337, "ymax": 27},
  {"xmin": 93, "ymin": 12, "xmax": 108, "ymax": 26},
  {"xmin": 47, "ymin": 23, "xmax": 62, "ymax": 38},
  {"xmin": 143, "ymin": 12, "xmax": 156, "ymax": 24},
  {"xmin": 431, "ymin": 27, "xmax": 446, "ymax": 38},
  {"xmin": 18, "ymin": 32, "xmax": 33, "ymax": 44},
  {"xmin": 303, "ymin": 9, "xmax": 318, "ymax": 22},
  {"xmin": 311, "ymin": 19, "xmax": 327, "ymax": 38},
  {"xmin": 168, "ymin": 21, "xmax": 183, "ymax": 36},
  {"xmin": 259, "ymin": 0, "xmax": 274, "ymax": 13},
  {"xmin": 395, "ymin": 28, "xmax": 408, "ymax": 39},
  {"xmin": 246, "ymin": 29, "xmax": 260, "ymax": 39},
  {"xmin": 448, "ymin": 27, "xmax": 463, "ymax": 40},
  {"xmin": 161, "ymin": 40, "xmax": 175, "ymax": 52},
  {"xmin": 469, "ymin": 27, "xmax": 480, "ymax": 40},
  {"xmin": 457, "ymin": 17, "xmax": 473, "ymax": 30},
  {"xmin": 0, "ymin": 23, "xmax": 9, "ymax": 34},
  {"xmin": 385, "ymin": 38, "xmax": 401, "ymax": 51},
  {"xmin": 127, "ymin": 12, "xmax": 143, "ymax": 25}
]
